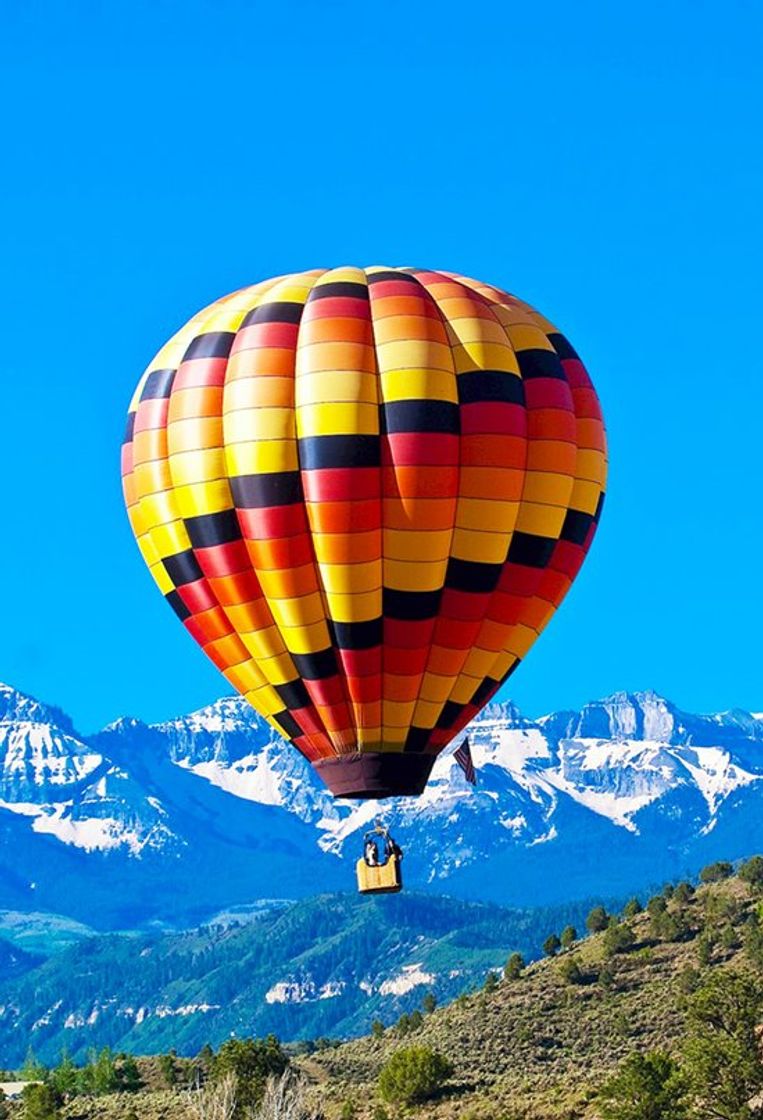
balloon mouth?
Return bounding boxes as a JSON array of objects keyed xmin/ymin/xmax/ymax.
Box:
[{"xmin": 314, "ymin": 752, "xmax": 436, "ymax": 800}]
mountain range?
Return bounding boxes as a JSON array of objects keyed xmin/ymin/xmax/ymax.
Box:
[{"xmin": 1, "ymin": 681, "xmax": 762, "ymax": 928}]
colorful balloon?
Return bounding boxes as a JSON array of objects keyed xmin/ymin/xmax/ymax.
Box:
[{"xmin": 122, "ymin": 267, "xmax": 606, "ymax": 798}]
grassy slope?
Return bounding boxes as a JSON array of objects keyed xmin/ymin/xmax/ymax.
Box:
[
  {"xmin": 307, "ymin": 876, "xmax": 755, "ymax": 1119},
  {"xmin": 13, "ymin": 875, "xmax": 759, "ymax": 1120}
]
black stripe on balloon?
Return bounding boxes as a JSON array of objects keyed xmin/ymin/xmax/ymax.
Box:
[
  {"xmin": 383, "ymin": 588, "xmax": 441, "ymax": 621},
  {"xmin": 436, "ymin": 700, "xmax": 464, "ymax": 730},
  {"xmin": 367, "ymin": 270, "xmax": 418, "ymax": 285},
  {"xmin": 240, "ymin": 302, "xmax": 304, "ymax": 327},
  {"xmin": 140, "ymin": 369, "xmax": 176, "ymax": 401},
  {"xmin": 594, "ymin": 491, "xmax": 606, "ymax": 523},
  {"xmin": 381, "ymin": 400, "xmax": 459, "ymax": 434},
  {"xmin": 560, "ymin": 509, "xmax": 594, "ymax": 546},
  {"xmin": 547, "ymin": 332, "xmax": 580, "ymax": 361},
  {"xmin": 470, "ymin": 676, "xmax": 500, "ymax": 707},
  {"xmin": 163, "ymin": 549, "xmax": 204, "ymax": 588},
  {"xmin": 185, "ymin": 510, "xmax": 241, "ymax": 549},
  {"xmin": 497, "ymin": 659, "xmax": 520, "ymax": 686},
  {"xmin": 458, "ymin": 371, "xmax": 525, "ymax": 405},
  {"xmin": 292, "ymin": 648, "xmax": 338, "ymax": 681},
  {"xmin": 404, "ymin": 726, "xmax": 431, "ymax": 753},
  {"xmin": 165, "ymin": 589, "xmax": 192, "ymax": 621},
  {"xmin": 506, "ymin": 532, "xmax": 557, "ymax": 569},
  {"xmin": 183, "ymin": 332, "xmax": 236, "ymax": 361},
  {"xmin": 273, "ymin": 710, "xmax": 303, "ymax": 740},
  {"xmin": 333, "ymin": 618, "xmax": 383, "ymax": 650},
  {"xmin": 445, "ymin": 557, "xmax": 503, "ymax": 593},
  {"xmin": 275, "ymin": 679, "xmax": 312, "ymax": 710},
  {"xmin": 309, "ymin": 282, "xmax": 367, "ymax": 300},
  {"xmin": 298, "ymin": 435, "xmax": 380, "ymax": 471},
  {"xmin": 230, "ymin": 472, "xmax": 302, "ymax": 509},
  {"xmin": 515, "ymin": 349, "xmax": 566, "ymax": 380},
  {"xmin": 123, "ymin": 413, "xmax": 135, "ymax": 443}
]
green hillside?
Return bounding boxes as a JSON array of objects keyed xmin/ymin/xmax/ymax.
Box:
[
  {"xmin": 11, "ymin": 862, "xmax": 763, "ymax": 1120},
  {"xmin": 309, "ymin": 861, "xmax": 763, "ymax": 1118},
  {"xmin": 0, "ymin": 892, "xmax": 594, "ymax": 1064}
]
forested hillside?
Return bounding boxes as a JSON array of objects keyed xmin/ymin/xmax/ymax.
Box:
[
  {"xmin": 0, "ymin": 892, "xmax": 594, "ymax": 1063},
  {"xmin": 12, "ymin": 860, "xmax": 763, "ymax": 1120}
]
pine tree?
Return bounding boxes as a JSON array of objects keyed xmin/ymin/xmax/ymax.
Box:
[
  {"xmin": 543, "ymin": 933, "xmax": 561, "ymax": 957},
  {"xmin": 586, "ymin": 906, "xmax": 609, "ymax": 933},
  {"xmin": 504, "ymin": 951, "xmax": 525, "ymax": 980}
]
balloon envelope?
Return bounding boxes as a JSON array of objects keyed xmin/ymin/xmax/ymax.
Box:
[{"xmin": 122, "ymin": 267, "xmax": 606, "ymax": 798}]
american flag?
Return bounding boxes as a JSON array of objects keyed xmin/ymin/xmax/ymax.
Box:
[{"xmin": 454, "ymin": 737, "xmax": 476, "ymax": 785}]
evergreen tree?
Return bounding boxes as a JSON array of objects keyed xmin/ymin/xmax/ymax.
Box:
[
  {"xmin": 739, "ymin": 855, "xmax": 763, "ymax": 889},
  {"xmin": 623, "ymin": 898, "xmax": 642, "ymax": 919},
  {"xmin": 560, "ymin": 925, "xmax": 577, "ymax": 950},
  {"xmin": 378, "ymin": 1047, "xmax": 453, "ymax": 1105},
  {"xmin": 158, "ymin": 1051, "xmax": 177, "ymax": 1088},
  {"xmin": 603, "ymin": 923, "xmax": 636, "ymax": 957},
  {"xmin": 599, "ymin": 1052, "xmax": 686, "ymax": 1120},
  {"xmin": 483, "ymin": 970, "xmax": 499, "ymax": 992},
  {"xmin": 422, "ymin": 991, "xmax": 437, "ymax": 1014},
  {"xmin": 673, "ymin": 881, "xmax": 694, "ymax": 904},
  {"xmin": 118, "ymin": 1055, "xmax": 142, "ymax": 1093},
  {"xmin": 211, "ymin": 1036, "xmax": 289, "ymax": 1116},
  {"xmin": 504, "ymin": 951, "xmax": 525, "ymax": 980},
  {"xmin": 543, "ymin": 933, "xmax": 561, "ymax": 957},
  {"xmin": 371, "ymin": 1019, "xmax": 385, "ymax": 1039},
  {"xmin": 49, "ymin": 1052, "xmax": 78, "ymax": 1099},
  {"xmin": 699, "ymin": 860, "xmax": 733, "ymax": 884},
  {"xmin": 586, "ymin": 906, "xmax": 609, "ymax": 933},
  {"xmin": 21, "ymin": 1084, "xmax": 61, "ymax": 1120},
  {"xmin": 683, "ymin": 969, "xmax": 763, "ymax": 1120}
]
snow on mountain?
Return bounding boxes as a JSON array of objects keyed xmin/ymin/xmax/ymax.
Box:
[
  {"xmin": 0, "ymin": 691, "xmax": 176, "ymax": 856},
  {"xmin": 1, "ymin": 681, "xmax": 763, "ymax": 923}
]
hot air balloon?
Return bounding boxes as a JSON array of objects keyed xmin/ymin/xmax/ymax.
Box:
[{"xmin": 122, "ymin": 267, "xmax": 606, "ymax": 890}]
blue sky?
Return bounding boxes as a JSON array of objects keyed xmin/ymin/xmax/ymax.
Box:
[{"xmin": 1, "ymin": 1, "xmax": 761, "ymax": 731}]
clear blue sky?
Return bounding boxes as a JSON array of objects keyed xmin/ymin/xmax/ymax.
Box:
[{"xmin": 2, "ymin": 1, "xmax": 761, "ymax": 732}]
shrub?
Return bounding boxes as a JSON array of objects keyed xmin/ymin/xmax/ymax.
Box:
[
  {"xmin": 651, "ymin": 910, "xmax": 689, "ymax": 943},
  {"xmin": 378, "ymin": 1046, "xmax": 453, "ymax": 1105},
  {"xmin": 504, "ymin": 951, "xmax": 525, "ymax": 980},
  {"xmin": 598, "ymin": 965, "xmax": 615, "ymax": 988},
  {"xmin": 586, "ymin": 906, "xmax": 610, "ymax": 933},
  {"xmin": 559, "ymin": 955, "xmax": 584, "ymax": 984},
  {"xmin": 371, "ymin": 1019, "xmax": 385, "ymax": 1039},
  {"xmin": 739, "ymin": 855, "xmax": 763, "ymax": 889},
  {"xmin": 623, "ymin": 898, "xmax": 642, "ymax": 918},
  {"xmin": 699, "ymin": 860, "xmax": 733, "ymax": 884},
  {"xmin": 603, "ymin": 922, "xmax": 636, "ymax": 957},
  {"xmin": 599, "ymin": 1051, "xmax": 686, "ymax": 1120},
  {"xmin": 543, "ymin": 934, "xmax": 561, "ymax": 957},
  {"xmin": 647, "ymin": 895, "xmax": 667, "ymax": 916}
]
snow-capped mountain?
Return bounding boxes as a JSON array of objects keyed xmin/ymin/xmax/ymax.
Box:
[{"xmin": 0, "ymin": 682, "xmax": 762, "ymax": 927}]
